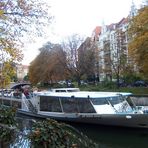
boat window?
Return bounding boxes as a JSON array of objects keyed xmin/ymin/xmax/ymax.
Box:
[
  {"xmin": 40, "ymin": 96, "xmax": 62, "ymax": 112},
  {"xmin": 61, "ymin": 97, "xmax": 79, "ymax": 113},
  {"xmin": 107, "ymin": 96, "xmax": 132, "ymax": 112},
  {"xmin": 108, "ymin": 97, "xmax": 124, "ymax": 105},
  {"xmin": 61, "ymin": 97, "xmax": 96, "ymax": 113},
  {"xmin": 55, "ymin": 90, "xmax": 66, "ymax": 92},
  {"xmin": 67, "ymin": 89, "xmax": 79, "ymax": 92},
  {"xmin": 90, "ymin": 98, "xmax": 109, "ymax": 105},
  {"xmin": 126, "ymin": 96, "xmax": 135, "ymax": 108},
  {"xmin": 77, "ymin": 98, "xmax": 96, "ymax": 113}
]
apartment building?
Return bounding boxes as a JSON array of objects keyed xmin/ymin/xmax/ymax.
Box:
[
  {"xmin": 92, "ymin": 18, "xmax": 130, "ymax": 81},
  {"xmin": 91, "ymin": 0, "xmax": 141, "ymax": 82}
]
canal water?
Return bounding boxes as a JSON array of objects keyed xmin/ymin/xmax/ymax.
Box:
[
  {"xmin": 70, "ymin": 123, "xmax": 148, "ymax": 148},
  {"xmin": 10, "ymin": 115, "xmax": 148, "ymax": 148}
]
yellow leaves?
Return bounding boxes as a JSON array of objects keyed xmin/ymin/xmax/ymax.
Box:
[
  {"xmin": 0, "ymin": 10, "xmax": 4, "ymax": 16},
  {"xmin": 0, "ymin": 62, "xmax": 15, "ymax": 88},
  {"xmin": 1, "ymin": 37, "xmax": 23, "ymax": 63},
  {"xmin": 0, "ymin": 9, "xmax": 7, "ymax": 20},
  {"xmin": 128, "ymin": 6, "xmax": 148, "ymax": 77},
  {"xmin": 129, "ymin": 33, "xmax": 148, "ymax": 65},
  {"xmin": 4, "ymin": 47, "xmax": 13, "ymax": 54},
  {"xmin": 129, "ymin": 6, "xmax": 148, "ymax": 38}
]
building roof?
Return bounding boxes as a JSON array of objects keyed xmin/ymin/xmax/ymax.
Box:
[
  {"xmin": 93, "ymin": 26, "xmax": 102, "ymax": 36},
  {"xmin": 116, "ymin": 17, "xmax": 128, "ymax": 27}
]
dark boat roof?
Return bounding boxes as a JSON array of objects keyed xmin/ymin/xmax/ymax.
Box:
[
  {"xmin": 11, "ymin": 83, "xmax": 31, "ymax": 89},
  {"xmin": 49, "ymin": 88, "xmax": 80, "ymax": 92}
]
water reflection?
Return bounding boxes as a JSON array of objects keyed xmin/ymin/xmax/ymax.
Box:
[
  {"xmin": 10, "ymin": 117, "xmax": 33, "ymax": 148},
  {"xmin": 10, "ymin": 116, "xmax": 148, "ymax": 148},
  {"xmin": 70, "ymin": 123, "xmax": 148, "ymax": 148}
]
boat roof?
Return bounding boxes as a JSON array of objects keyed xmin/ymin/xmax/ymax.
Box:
[
  {"xmin": 49, "ymin": 88, "xmax": 80, "ymax": 92},
  {"xmin": 35, "ymin": 91, "xmax": 132, "ymax": 98},
  {"xmin": 11, "ymin": 83, "xmax": 31, "ymax": 89}
]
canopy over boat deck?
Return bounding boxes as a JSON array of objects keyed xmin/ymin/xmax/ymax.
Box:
[{"xmin": 10, "ymin": 83, "xmax": 31, "ymax": 89}]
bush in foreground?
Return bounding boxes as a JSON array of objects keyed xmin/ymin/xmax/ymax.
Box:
[
  {"xmin": 0, "ymin": 105, "xmax": 17, "ymax": 146},
  {"xmin": 28, "ymin": 119, "xmax": 98, "ymax": 148}
]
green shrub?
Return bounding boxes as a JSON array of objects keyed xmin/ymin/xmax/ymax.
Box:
[
  {"xmin": 28, "ymin": 119, "xmax": 98, "ymax": 148},
  {"xmin": 0, "ymin": 105, "xmax": 17, "ymax": 142},
  {"xmin": 0, "ymin": 105, "xmax": 16, "ymax": 125}
]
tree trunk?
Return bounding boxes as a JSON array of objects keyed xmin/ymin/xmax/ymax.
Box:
[{"xmin": 77, "ymin": 78, "xmax": 81, "ymax": 86}]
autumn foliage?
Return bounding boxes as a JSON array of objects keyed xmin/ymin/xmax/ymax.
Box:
[
  {"xmin": 0, "ymin": 0, "xmax": 52, "ymax": 87},
  {"xmin": 29, "ymin": 42, "xmax": 67, "ymax": 85},
  {"xmin": 128, "ymin": 6, "xmax": 148, "ymax": 78}
]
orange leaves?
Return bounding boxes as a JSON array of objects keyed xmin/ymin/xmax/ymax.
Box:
[{"xmin": 29, "ymin": 43, "xmax": 67, "ymax": 85}]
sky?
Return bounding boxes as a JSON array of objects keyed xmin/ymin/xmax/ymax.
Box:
[{"xmin": 22, "ymin": 0, "xmax": 143, "ymax": 65}]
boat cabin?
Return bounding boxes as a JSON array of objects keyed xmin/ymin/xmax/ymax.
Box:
[
  {"xmin": 28, "ymin": 92, "xmax": 133, "ymax": 115},
  {"xmin": 19, "ymin": 90, "xmax": 148, "ymax": 128}
]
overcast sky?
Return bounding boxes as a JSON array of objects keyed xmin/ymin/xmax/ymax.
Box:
[
  {"xmin": 22, "ymin": 0, "xmax": 143, "ymax": 65},
  {"xmin": 49, "ymin": 0, "xmax": 142, "ymax": 37}
]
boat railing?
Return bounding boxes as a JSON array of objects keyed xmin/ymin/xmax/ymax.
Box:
[
  {"xmin": 22, "ymin": 95, "xmax": 29, "ymax": 111},
  {"xmin": 22, "ymin": 95, "xmax": 37, "ymax": 113}
]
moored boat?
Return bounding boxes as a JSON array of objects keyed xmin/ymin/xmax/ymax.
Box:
[{"xmin": 17, "ymin": 88, "xmax": 148, "ymax": 128}]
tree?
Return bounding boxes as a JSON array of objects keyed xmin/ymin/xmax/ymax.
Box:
[
  {"xmin": 111, "ymin": 28, "xmax": 129, "ymax": 87},
  {"xmin": 29, "ymin": 42, "xmax": 67, "ymax": 85},
  {"xmin": 23, "ymin": 73, "xmax": 29, "ymax": 82},
  {"xmin": 128, "ymin": 6, "xmax": 148, "ymax": 78},
  {"xmin": 62, "ymin": 34, "xmax": 84, "ymax": 68},
  {"xmin": 0, "ymin": 62, "xmax": 16, "ymax": 88},
  {"xmin": 0, "ymin": 0, "xmax": 52, "ymax": 40},
  {"xmin": 77, "ymin": 37, "xmax": 98, "ymax": 84},
  {"xmin": 61, "ymin": 34, "xmax": 84, "ymax": 85},
  {"xmin": 62, "ymin": 36, "xmax": 97, "ymax": 85},
  {"xmin": 0, "ymin": 0, "xmax": 52, "ymax": 87},
  {"xmin": 0, "ymin": 40, "xmax": 23, "ymax": 87}
]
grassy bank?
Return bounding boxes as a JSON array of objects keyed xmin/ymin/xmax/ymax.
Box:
[
  {"xmin": 79, "ymin": 85, "xmax": 148, "ymax": 95},
  {"xmin": 38, "ymin": 82, "xmax": 148, "ymax": 95}
]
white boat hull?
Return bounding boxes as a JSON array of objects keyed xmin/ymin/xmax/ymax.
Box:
[{"xmin": 17, "ymin": 109, "xmax": 148, "ymax": 128}]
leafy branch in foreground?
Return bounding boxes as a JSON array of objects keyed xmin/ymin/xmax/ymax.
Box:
[
  {"xmin": 28, "ymin": 119, "xmax": 98, "ymax": 148},
  {"xmin": 0, "ymin": 105, "xmax": 17, "ymax": 143}
]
